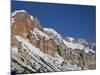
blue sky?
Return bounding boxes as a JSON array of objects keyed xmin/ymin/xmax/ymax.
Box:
[{"xmin": 11, "ymin": 1, "xmax": 96, "ymax": 42}]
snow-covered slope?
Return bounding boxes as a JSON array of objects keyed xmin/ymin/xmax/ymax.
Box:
[
  {"xmin": 11, "ymin": 10, "xmax": 96, "ymax": 74},
  {"xmin": 63, "ymin": 39, "xmax": 84, "ymax": 50},
  {"xmin": 44, "ymin": 28, "xmax": 62, "ymax": 39},
  {"xmin": 44, "ymin": 28, "xmax": 95, "ymax": 54}
]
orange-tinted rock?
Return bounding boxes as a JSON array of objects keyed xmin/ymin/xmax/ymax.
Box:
[{"xmin": 11, "ymin": 12, "xmax": 35, "ymax": 39}]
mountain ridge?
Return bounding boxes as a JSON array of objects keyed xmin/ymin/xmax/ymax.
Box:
[{"xmin": 11, "ymin": 10, "xmax": 96, "ymax": 74}]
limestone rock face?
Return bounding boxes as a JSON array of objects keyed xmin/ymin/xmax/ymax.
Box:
[
  {"xmin": 11, "ymin": 10, "xmax": 96, "ymax": 74},
  {"xmin": 11, "ymin": 11, "xmax": 35, "ymax": 39}
]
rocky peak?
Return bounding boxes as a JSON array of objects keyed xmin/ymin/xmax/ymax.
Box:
[
  {"xmin": 11, "ymin": 10, "xmax": 41, "ymax": 39},
  {"xmin": 11, "ymin": 10, "xmax": 96, "ymax": 74}
]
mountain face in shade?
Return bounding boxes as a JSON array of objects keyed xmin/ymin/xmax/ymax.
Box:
[{"xmin": 11, "ymin": 10, "xmax": 96, "ymax": 74}]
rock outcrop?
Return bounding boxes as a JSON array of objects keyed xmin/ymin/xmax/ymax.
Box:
[
  {"xmin": 11, "ymin": 11, "xmax": 35, "ymax": 39},
  {"xmin": 11, "ymin": 10, "xmax": 96, "ymax": 74}
]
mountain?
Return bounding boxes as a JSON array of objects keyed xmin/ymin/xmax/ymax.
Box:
[{"xmin": 11, "ymin": 10, "xmax": 96, "ymax": 74}]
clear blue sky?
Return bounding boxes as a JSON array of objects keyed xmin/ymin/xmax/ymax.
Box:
[{"xmin": 11, "ymin": 0, "xmax": 96, "ymax": 42}]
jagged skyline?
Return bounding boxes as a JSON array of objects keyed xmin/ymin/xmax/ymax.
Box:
[
  {"xmin": 11, "ymin": 0, "xmax": 96, "ymax": 42},
  {"xmin": 11, "ymin": 9, "xmax": 96, "ymax": 73}
]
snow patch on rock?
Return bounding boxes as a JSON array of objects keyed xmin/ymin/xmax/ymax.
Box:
[
  {"xmin": 11, "ymin": 10, "xmax": 27, "ymax": 17},
  {"xmin": 32, "ymin": 28, "xmax": 50, "ymax": 40}
]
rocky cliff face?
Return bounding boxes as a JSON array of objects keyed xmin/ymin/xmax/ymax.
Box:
[{"xmin": 11, "ymin": 10, "xmax": 96, "ymax": 74}]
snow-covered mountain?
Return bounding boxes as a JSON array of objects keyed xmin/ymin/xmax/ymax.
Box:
[{"xmin": 11, "ymin": 10, "xmax": 96, "ymax": 74}]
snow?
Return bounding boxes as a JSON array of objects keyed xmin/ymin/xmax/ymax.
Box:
[
  {"xmin": 30, "ymin": 15, "xmax": 34, "ymax": 20},
  {"xmin": 44, "ymin": 28, "xmax": 58, "ymax": 35},
  {"xmin": 11, "ymin": 18, "xmax": 15, "ymax": 26},
  {"xmin": 44, "ymin": 28, "xmax": 95, "ymax": 54},
  {"xmin": 85, "ymin": 47, "xmax": 95, "ymax": 53},
  {"xmin": 32, "ymin": 28, "xmax": 50, "ymax": 40},
  {"xmin": 44, "ymin": 28, "xmax": 63, "ymax": 44},
  {"xmin": 44, "ymin": 28, "xmax": 62, "ymax": 39},
  {"xmin": 63, "ymin": 39, "xmax": 95, "ymax": 53},
  {"xmin": 63, "ymin": 39, "xmax": 84, "ymax": 50},
  {"xmin": 11, "ymin": 10, "xmax": 27, "ymax": 17},
  {"xmin": 65, "ymin": 37, "xmax": 75, "ymax": 42},
  {"xmin": 77, "ymin": 38, "xmax": 88, "ymax": 45}
]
